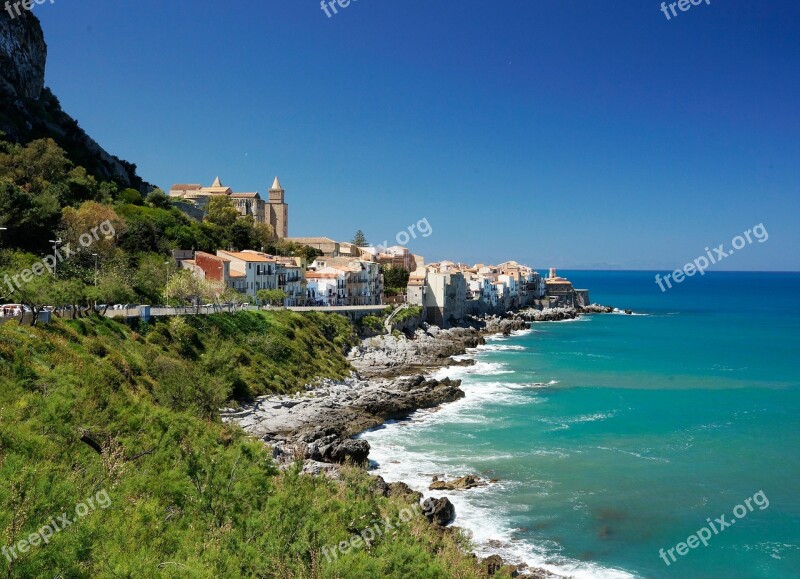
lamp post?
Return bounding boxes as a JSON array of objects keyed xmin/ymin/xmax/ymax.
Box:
[
  {"xmin": 48, "ymin": 238, "xmax": 62, "ymax": 277},
  {"xmin": 92, "ymin": 253, "xmax": 99, "ymax": 286}
]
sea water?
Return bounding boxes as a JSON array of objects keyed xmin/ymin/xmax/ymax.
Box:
[{"xmin": 360, "ymin": 271, "xmax": 800, "ymax": 578}]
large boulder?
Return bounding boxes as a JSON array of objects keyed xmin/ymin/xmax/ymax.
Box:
[
  {"xmin": 387, "ymin": 481, "xmax": 423, "ymax": 503},
  {"xmin": 327, "ymin": 438, "xmax": 371, "ymax": 465},
  {"xmin": 422, "ymin": 497, "xmax": 455, "ymax": 527},
  {"xmin": 429, "ymin": 474, "xmax": 487, "ymax": 491}
]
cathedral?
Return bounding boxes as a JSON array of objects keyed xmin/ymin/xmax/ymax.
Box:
[{"xmin": 169, "ymin": 176, "xmax": 289, "ymax": 238}]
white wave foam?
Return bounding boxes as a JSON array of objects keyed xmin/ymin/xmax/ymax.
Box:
[
  {"xmin": 476, "ymin": 344, "xmax": 527, "ymax": 352},
  {"xmin": 595, "ymin": 446, "xmax": 669, "ymax": 463},
  {"xmin": 363, "ymin": 431, "xmax": 634, "ymax": 579},
  {"xmin": 431, "ymin": 361, "xmax": 514, "ymax": 381},
  {"xmin": 361, "ymin": 335, "xmax": 635, "ymax": 578},
  {"xmin": 611, "ymin": 308, "xmax": 649, "ymax": 316},
  {"xmin": 506, "ymin": 380, "xmax": 559, "ymax": 390}
]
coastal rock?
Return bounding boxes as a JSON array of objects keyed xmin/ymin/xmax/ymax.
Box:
[
  {"xmin": 579, "ymin": 304, "xmax": 614, "ymax": 314},
  {"xmin": 348, "ymin": 326, "xmax": 486, "ymax": 377},
  {"xmin": 387, "ymin": 481, "xmax": 423, "ymax": 503},
  {"xmin": 222, "ymin": 374, "xmax": 464, "ymax": 467},
  {"xmin": 328, "ymin": 438, "xmax": 371, "ymax": 465},
  {"xmin": 481, "ymin": 316, "xmax": 529, "ymax": 335},
  {"xmin": 480, "ymin": 554, "xmax": 506, "ymax": 576},
  {"xmin": 429, "ymin": 474, "xmax": 487, "ymax": 491},
  {"xmin": 301, "ymin": 460, "xmax": 340, "ymax": 478},
  {"xmin": 371, "ymin": 475, "xmax": 390, "ymax": 497},
  {"xmin": 516, "ymin": 307, "xmax": 579, "ymax": 322},
  {"xmin": 422, "ymin": 497, "xmax": 456, "ymax": 527}
]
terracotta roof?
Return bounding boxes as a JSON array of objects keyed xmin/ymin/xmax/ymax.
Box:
[
  {"xmin": 230, "ymin": 192, "xmax": 260, "ymax": 198},
  {"xmin": 217, "ymin": 251, "xmax": 276, "ymax": 263},
  {"xmin": 170, "ymin": 184, "xmax": 202, "ymax": 190},
  {"xmin": 307, "ymin": 272, "xmax": 339, "ymax": 279},
  {"xmin": 286, "ymin": 237, "xmax": 337, "ymax": 245},
  {"xmin": 229, "ymin": 271, "xmax": 246, "ymax": 278}
]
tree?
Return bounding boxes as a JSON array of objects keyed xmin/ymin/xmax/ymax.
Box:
[
  {"xmin": 59, "ymin": 202, "xmax": 124, "ymax": 260},
  {"xmin": 227, "ymin": 216, "xmax": 258, "ymax": 251},
  {"xmin": 0, "ymin": 137, "xmax": 72, "ymax": 196},
  {"xmin": 164, "ymin": 270, "xmax": 220, "ymax": 312},
  {"xmin": 145, "ymin": 188, "xmax": 171, "ymax": 210},
  {"xmin": 205, "ymin": 196, "xmax": 239, "ymax": 228},
  {"xmin": 253, "ymin": 222, "xmax": 276, "ymax": 249},
  {"xmin": 256, "ymin": 289, "xmax": 288, "ymax": 308},
  {"xmin": 134, "ymin": 254, "xmax": 177, "ymax": 304},
  {"xmin": 0, "ymin": 253, "xmax": 85, "ymax": 324},
  {"xmin": 86, "ymin": 266, "xmax": 137, "ymax": 313},
  {"xmin": 164, "ymin": 270, "xmax": 203, "ymax": 307},
  {"xmin": 383, "ymin": 266, "xmax": 410, "ymax": 291},
  {"xmin": 268, "ymin": 240, "xmax": 322, "ymax": 263},
  {"xmin": 351, "ymin": 230, "xmax": 369, "ymax": 247},
  {"xmin": 47, "ymin": 278, "xmax": 87, "ymax": 318},
  {"xmin": 118, "ymin": 188, "xmax": 144, "ymax": 205},
  {"xmin": 219, "ymin": 287, "xmax": 251, "ymax": 311},
  {"xmin": 0, "ymin": 181, "xmax": 61, "ymax": 253},
  {"xmin": 64, "ymin": 166, "xmax": 99, "ymax": 206}
]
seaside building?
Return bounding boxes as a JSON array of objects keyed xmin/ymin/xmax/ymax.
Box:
[
  {"xmin": 545, "ymin": 268, "xmax": 590, "ymax": 307},
  {"xmin": 306, "ymin": 271, "xmax": 345, "ymax": 306},
  {"xmin": 407, "ymin": 265, "xmax": 467, "ymax": 327},
  {"xmin": 309, "ymin": 257, "xmax": 383, "ymax": 305},
  {"xmin": 178, "ymin": 249, "xmax": 307, "ymax": 305},
  {"xmin": 358, "ymin": 245, "xmax": 420, "ymax": 272}
]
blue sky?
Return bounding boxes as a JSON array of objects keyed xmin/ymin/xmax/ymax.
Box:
[{"xmin": 36, "ymin": 0, "xmax": 799, "ymax": 270}]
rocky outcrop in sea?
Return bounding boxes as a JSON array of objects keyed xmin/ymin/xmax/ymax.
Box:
[{"xmin": 221, "ymin": 373, "xmax": 464, "ymax": 466}]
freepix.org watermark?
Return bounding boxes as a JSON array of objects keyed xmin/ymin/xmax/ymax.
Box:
[
  {"xmin": 321, "ymin": 500, "xmax": 436, "ymax": 563},
  {"xmin": 2, "ymin": 220, "xmax": 115, "ymax": 296},
  {"xmin": 2, "ymin": 489, "xmax": 111, "ymax": 563},
  {"xmin": 4, "ymin": 0, "xmax": 55, "ymax": 20},
  {"xmin": 660, "ymin": 0, "xmax": 711, "ymax": 21},
  {"xmin": 320, "ymin": 0, "xmax": 357, "ymax": 18},
  {"xmin": 376, "ymin": 217, "xmax": 433, "ymax": 249},
  {"xmin": 658, "ymin": 490, "xmax": 769, "ymax": 567},
  {"xmin": 655, "ymin": 223, "xmax": 768, "ymax": 292}
]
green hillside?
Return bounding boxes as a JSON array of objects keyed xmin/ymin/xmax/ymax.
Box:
[{"xmin": 0, "ymin": 312, "xmax": 491, "ymax": 577}]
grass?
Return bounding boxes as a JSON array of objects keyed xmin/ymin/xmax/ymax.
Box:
[{"xmin": 0, "ymin": 312, "xmax": 499, "ymax": 578}]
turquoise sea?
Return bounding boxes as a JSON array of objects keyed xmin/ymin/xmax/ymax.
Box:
[{"xmin": 361, "ymin": 271, "xmax": 800, "ymax": 578}]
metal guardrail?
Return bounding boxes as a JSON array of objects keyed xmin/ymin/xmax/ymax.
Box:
[{"xmin": 102, "ymin": 304, "xmax": 387, "ymax": 320}]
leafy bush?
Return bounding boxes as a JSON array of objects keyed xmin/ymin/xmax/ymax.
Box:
[{"xmin": 361, "ymin": 315, "xmax": 384, "ymax": 333}]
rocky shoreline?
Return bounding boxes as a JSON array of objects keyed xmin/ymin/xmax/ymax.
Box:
[{"xmin": 224, "ymin": 308, "xmax": 614, "ymax": 577}]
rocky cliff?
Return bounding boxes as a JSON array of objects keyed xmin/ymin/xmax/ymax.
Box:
[{"xmin": 0, "ymin": 10, "xmax": 147, "ymax": 189}]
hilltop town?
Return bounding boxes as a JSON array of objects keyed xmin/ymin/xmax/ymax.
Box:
[{"xmin": 168, "ymin": 176, "xmax": 591, "ymax": 327}]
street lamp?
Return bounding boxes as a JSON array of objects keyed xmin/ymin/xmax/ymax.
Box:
[
  {"xmin": 92, "ymin": 253, "xmax": 99, "ymax": 287},
  {"xmin": 48, "ymin": 239, "xmax": 62, "ymax": 277}
]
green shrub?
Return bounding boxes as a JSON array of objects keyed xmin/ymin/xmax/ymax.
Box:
[{"xmin": 361, "ymin": 315, "xmax": 384, "ymax": 333}]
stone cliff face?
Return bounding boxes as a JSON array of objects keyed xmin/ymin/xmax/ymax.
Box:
[
  {"xmin": 0, "ymin": 10, "xmax": 147, "ymax": 190},
  {"xmin": 0, "ymin": 9, "xmax": 46, "ymax": 100}
]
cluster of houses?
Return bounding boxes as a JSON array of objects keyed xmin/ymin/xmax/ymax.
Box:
[
  {"xmin": 175, "ymin": 244, "xmax": 588, "ymax": 326},
  {"xmin": 407, "ymin": 262, "xmax": 589, "ymax": 327},
  {"xmin": 169, "ymin": 176, "xmax": 589, "ymax": 323},
  {"xmin": 174, "ymin": 244, "xmax": 410, "ymax": 308}
]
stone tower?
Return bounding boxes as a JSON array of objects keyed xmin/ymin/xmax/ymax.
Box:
[{"xmin": 268, "ymin": 176, "xmax": 289, "ymax": 238}]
